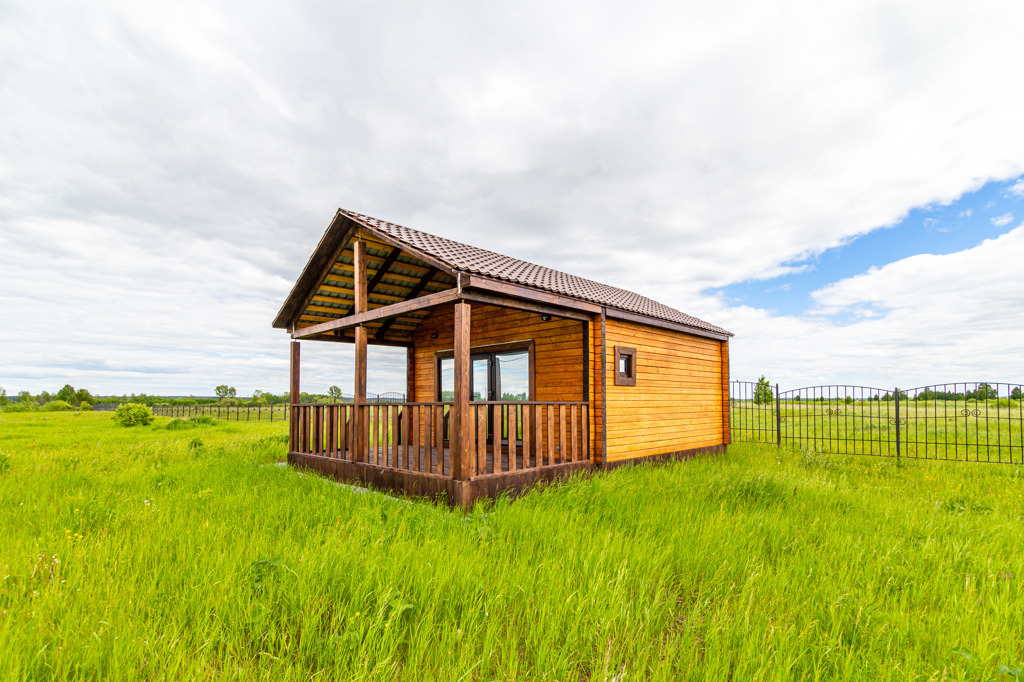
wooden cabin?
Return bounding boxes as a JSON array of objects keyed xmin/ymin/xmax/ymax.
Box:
[{"xmin": 274, "ymin": 209, "xmax": 733, "ymax": 506}]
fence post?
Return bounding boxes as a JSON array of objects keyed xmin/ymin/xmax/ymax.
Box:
[
  {"xmin": 775, "ymin": 383, "xmax": 782, "ymax": 447},
  {"xmin": 894, "ymin": 387, "xmax": 901, "ymax": 461}
]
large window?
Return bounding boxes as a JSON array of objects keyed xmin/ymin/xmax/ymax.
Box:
[{"xmin": 438, "ymin": 347, "xmax": 531, "ymax": 401}]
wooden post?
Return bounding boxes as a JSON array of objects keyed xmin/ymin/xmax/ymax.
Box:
[
  {"xmin": 353, "ymin": 239, "xmax": 368, "ymax": 462},
  {"xmin": 722, "ymin": 340, "xmax": 731, "ymax": 446},
  {"xmin": 406, "ymin": 346, "xmax": 415, "ymax": 401},
  {"xmin": 289, "ymin": 341, "xmax": 300, "ymax": 452},
  {"xmin": 600, "ymin": 308, "xmax": 607, "ymax": 465},
  {"xmin": 451, "ymin": 301, "xmax": 472, "ymax": 479}
]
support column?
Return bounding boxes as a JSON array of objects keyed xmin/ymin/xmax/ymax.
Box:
[
  {"xmin": 600, "ymin": 308, "xmax": 607, "ymax": 465},
  {"xmin": 406, "ymin": 346, "xmax": 415, "ymax": 401},
  {"xmin": 289, "ymin": 341, "xmax": 300, "ymax": 452},
  {"xmin": 451, "ymin": 301, "xmax": 472, "ymax": 479},
  {"xmin": 353, "ymin": 239, "xmax": 368, "ymax": 462}
]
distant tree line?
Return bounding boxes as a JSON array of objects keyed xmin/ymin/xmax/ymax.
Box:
[
  {"xmin": 741, "ymin": 378, "xmax": 1019, "ymax": 404},
  {"xmin": 0, "ymin": 382, "xmax": 405, "ymax": 413}
]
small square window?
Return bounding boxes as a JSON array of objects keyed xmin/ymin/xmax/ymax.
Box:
[{"xmin": 614, "ymin": 346, "xmax": 636, "ymax": 386}]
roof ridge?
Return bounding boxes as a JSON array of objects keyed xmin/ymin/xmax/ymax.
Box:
[{"xmin": 340, "ymin": 208, "xmax": 732, "ymax": 337}]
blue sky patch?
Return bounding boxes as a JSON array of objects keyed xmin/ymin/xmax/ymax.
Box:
[{"xmin": 710, "ymin": 175, "xmax": 1024, "ymax": 315}]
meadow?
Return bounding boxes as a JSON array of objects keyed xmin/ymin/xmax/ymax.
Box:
[{"xmin": 2, "ymin": 411, "xmax": 1024, "ymax": 679}]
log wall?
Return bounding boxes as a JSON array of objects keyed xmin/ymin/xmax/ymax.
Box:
[
  {"xmin": 411, "ymin": 303, "xmax": 585, "ymax": 403},
  {"xmin": 604, "ymin": 318, "xmax": 727, "ymax": 461}
]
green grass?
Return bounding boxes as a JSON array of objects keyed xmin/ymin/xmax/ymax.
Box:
[{"xmin": 2, "ymin": 412, "xmax": 1024, "ymax": 679}]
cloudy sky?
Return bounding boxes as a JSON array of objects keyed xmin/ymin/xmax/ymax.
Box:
[{"xmin": 2, "ymin": 0, "xmax": 1023, "ymax": 398}]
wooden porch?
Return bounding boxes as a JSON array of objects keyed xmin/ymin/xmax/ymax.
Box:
[{"xmin": 288, "ymin": 401, "xmax": 591, "ymax": 506}]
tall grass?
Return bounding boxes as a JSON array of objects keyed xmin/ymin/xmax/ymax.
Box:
[{"xmin": 2, "ymin": 412, "xmax": 1024, "ymax": 679}]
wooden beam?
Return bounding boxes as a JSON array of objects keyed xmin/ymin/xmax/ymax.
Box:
[
  {"xmin": 353, "ymin": 240, "xmax": 368, "ymax": 463},
  {"xmin": 353, "ymin": 227, "xmax": 457, "ymax": 279},
  {"xmin": 290, "ymin": 341, "xmax": 301, "ymax": 405},
  {"xmin": 353, "ymin": 239, "xmax": 368, "ymax": 315},
  {"xmin": 273, "ymin": 212, "xmax": 356, "ymax": 329},
  {"xmin": 406, "ymin": 346, "xmax": 416, "ymax": 402},
  {"xmin": 292, "ymin": 287, "xmax": 457, "ymax": 339},
  {"xmin": 302, "ymin": 333, "xmax": 413, "ymax": 348},
  {"xmin": 376, "ymin": 266, "xmax": 440, "ymax": 339},
  {"xmin": 600, "ymin": 308, "xmax": 607, "ymax": 466},
  {"xmin": 604, "ymin": 308, "xmax": 731, "ymax": 341},
  {"xmin": 289, "ymin": 341, "xmax": 300, "ymax": 452},
  {"xmin": 722, "ymin": 340, "xmax": 731, "ymax": 446},
  {"xmin": 465, "ymin": 275, "xmax": 602, "ymax": 315},
  {"xmin": 459, "ymin": 290, "xmax": 592, "ymax": 322},
  {"xmin": 582, "ymin": 319, "xmax": 589, "ymax": 402},
  {"xmin": 366, "ymin": 247, "xmax": 402, "ymax": 295},
  {"xmin": 451, "ymin": 302, "xmax": 472, "ymax": 479},
  {"xmin": 354, "ymin": 326, "xmax": 368, "ymax": 462}
]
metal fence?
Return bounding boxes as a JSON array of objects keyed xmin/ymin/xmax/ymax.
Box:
[{"xmin": 731, "ymin": 381, "xmax": 1024, "ymax": 464}]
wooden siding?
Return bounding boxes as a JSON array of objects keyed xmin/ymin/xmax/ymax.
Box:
[
  {"xmin": 604, "ymin": 318, "xmax": 726, "ymax": 461},
  {"xmin": 411, "ymin": 303, "xmax": 585, "ymax": 404}
]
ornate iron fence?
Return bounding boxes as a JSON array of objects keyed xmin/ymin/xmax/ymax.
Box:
[{"xmin": 731, "ymin": 381, "xmax": 1024, "ymax": 463}]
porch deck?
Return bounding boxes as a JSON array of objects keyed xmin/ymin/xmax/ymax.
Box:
[{"xmin": 288, "ymin": 401, "xmax": 592, "ymax": 506}]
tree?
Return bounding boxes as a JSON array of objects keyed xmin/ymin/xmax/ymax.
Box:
[
  {"xmin": 251, "ymin": 390, "xmax": 266, "ymax": 404},
  {"xmin": 55, "ymin": 384, "xmax": 76, "ymax": 403},
  {"xmin": 1012, "ymin": 387, "xmax": 1022, "ymax": 401},
  {"xmin": 74, "ymin": 388, "xmax": 94, "ymax": 406},
  {"xmin": 328, "ymin": 386, "xmax": 343, "ymax": 402},
  {"xmin": 0, "ymin": 386, "xmax": 7, "ymax": 406},
  {"xmin": 215, "ymin": 385, "xmax": 237, "ymax": 400},
  {"xmin": 975, "ymin": 383, "xmax": 997, "ymax": 400},
  {"xmin": 18, "ymin": 390, "xmax": 32, "ymax": 404},
  {"xmin": 753, "ymin": 376, "xmax": 774, "ymax": 405}
]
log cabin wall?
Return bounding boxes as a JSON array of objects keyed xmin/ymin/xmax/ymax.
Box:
[
  {"xmin": 411, "ymin": 302, "xmax": 585, "ymax": 404},
  {"xmin": 604, "ymin": 318, "xmax": 726, "ymax": 462}
]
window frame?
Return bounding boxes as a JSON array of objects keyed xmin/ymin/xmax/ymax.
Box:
[
  {"xmin": 614, "ymin": 345, "xmax": 637, "ymax": 386},
  {"xmin": 434, "ymin": 339, "xmax": 535, "ymax": 401}
]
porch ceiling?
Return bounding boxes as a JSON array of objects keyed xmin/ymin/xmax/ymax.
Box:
[{"xmin": 293, "ymin": 230, "xmax": 458, "ymax": 345}]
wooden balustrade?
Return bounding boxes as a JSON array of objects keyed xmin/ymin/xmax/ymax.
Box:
[
  {"xmin": 470, "ymin": 401, "xmax": 588, "ymax": 475},
  {"xmin": 289, "ymin": 400, "xmax": 589, "ymax": 479}
]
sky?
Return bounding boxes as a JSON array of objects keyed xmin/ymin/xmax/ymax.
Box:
[{"xmin": 2, "ymin": 0, "xmax": 1024, "ymax": 398}]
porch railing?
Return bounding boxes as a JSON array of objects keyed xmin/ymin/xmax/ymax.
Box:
[{"xmin": 290, "ymin": 400, "xmax": 589, "ymax": 478}]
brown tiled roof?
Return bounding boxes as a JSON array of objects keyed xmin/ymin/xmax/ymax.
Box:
[{"xmin": 341, "ymin": 209, "xmax": 732, "ymax": 337}]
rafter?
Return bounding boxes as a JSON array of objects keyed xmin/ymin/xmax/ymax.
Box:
[{"xmin": 376, "ymin": 266, "xmax": 438, "ymax": 339}]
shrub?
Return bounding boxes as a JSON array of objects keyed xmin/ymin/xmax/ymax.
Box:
[
  {"xmin": 2, "ymin": 403, "xmax": 31, "ymax": 413},
  {"xmin": 80, "ymin": 401, "xmax": 93, "ymax": 411},
  {"xmin": 165, "ymin": 416, "xmax": 215, "ymax": 430},
  {"xmin": 41, "ymin": 400, "xmax": 74, "ymax": 412},
  {"xmin": 113, "ymin": 403, "xmax": 154, "ymax": 427}
]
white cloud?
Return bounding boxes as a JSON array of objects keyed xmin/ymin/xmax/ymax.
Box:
[
  {"xmin": 2, "ymin": 0, "xmax": 1024, "ymax": 393},
  {"xmin": 1008, "ymin": 180, "xmax": 1024, "ymax": 197},
  {"xmin": 992, "ymin": 213, "xmax": 1014, "ymax": 226},
  {"xmin": 717, "ymin": 228, "xmax": 1024, "ymax": 388}
]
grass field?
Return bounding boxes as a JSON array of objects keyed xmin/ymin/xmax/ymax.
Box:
[
  {"xmin": 2, "ymin": 411, "xmax": 1024, "ymax": 679},
  {"xmin": 732, "ymin": 399, "xmax": 1024, "ymax": 463}
]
